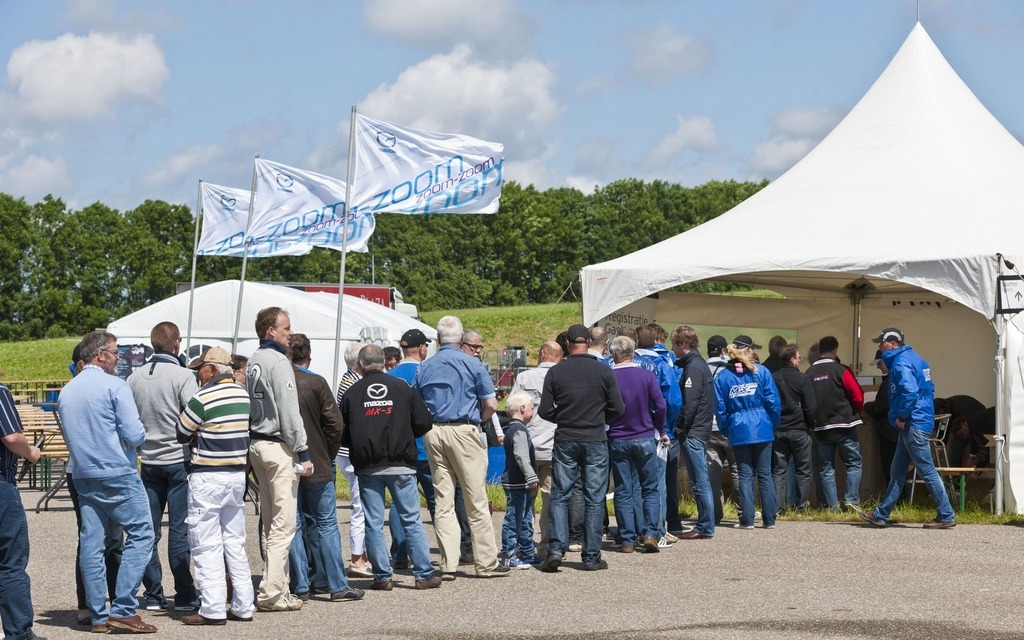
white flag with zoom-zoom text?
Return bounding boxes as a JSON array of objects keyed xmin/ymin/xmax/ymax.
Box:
[
  {"xmin": 197, "ymin": 182, "xmax": 251, "ymax": 256},
  {"xmin": 246, "ymin": 158, "xmax": 374, "ymax": 257},
  {"xmin": 351, "ymin": 113, "xmax": 504, "ymax": 215}
]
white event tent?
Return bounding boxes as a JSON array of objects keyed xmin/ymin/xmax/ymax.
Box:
[
  {"xmin": 581, "ymin": 23, "xmax": 1024, "ymax": 511},
  {"xmin": 108, "ymin": 280, "xmax": 435, "ymax": 382}
]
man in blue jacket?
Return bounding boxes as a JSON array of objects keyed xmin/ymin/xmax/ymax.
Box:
[{"xmin": 859, "ymin": 328, "xmax": 955, "ymax": 529}]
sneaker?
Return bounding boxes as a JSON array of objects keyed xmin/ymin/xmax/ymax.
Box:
[
  {"xmin": 144, "ymin": 601, "xmax": 166, "ymax": 612},
  {"xmin": 762, "ymin": 524, "xmax": 776, "ymax": 530},
  {"xmin": 257, "ymin": 595, "xmax": 302, "ymax": 612},
  {"xmin": 922, "ymin": 519, "xmax": 956, "ymax": 529},
  {"xmin": 347, "ymin": 564, "xmax": 374, "ymax": 578},
  {"xmin": 440, "ymin": 572, "xmax": 457, "ymax": 582},
  {"xmin": 293, "ymin": 592, "xmax": 309, "ymax": 603},
  {"xmin": 174, "ymin": 599, "xmax": 200, "ymax": 612},
  {"xmin": 669, "ymin": 526, "xmax": 693, "ymax": 536},
  {"xmin": 663, "ymin": 532, "xmax": 679, "ymax": 543},
  {"xmin": 414, "ymin": 576, "xmax": 442, "ymax": 590},
  {"xmin": 657, "ymin": 536, "xmax": 672, "ymax": 549},
  {"xmin": 567, "ymin": 543, "xmax": 582, "ymax": 552},
  {"xmin": 539, "ymin": 554, "xmax": 562, "ymax": 573},
  {"xmin": 857, "ymin": 510, "xmax": 887, "ymax": 528},
  {"xmin": 476, "ymin": 564, "xmax": 512, "ymax": 578},
  {"xmin": 458, "ymin": 549, "xmax": 474, "ymax": 565},
  {"xmin": 330, "ymin": 587, "xmax": 365, "ymax": 602},
  {"xmin": 581, "ymin": 559, "xmax": 608, "ymax": 571},
  {"xmin": 642, "ymin": 536, "xmax": 660, "ymax": 553},
  {"xmin": 507, "ymin": 556, "xmax": 531, "ymax": 570},
  {"xmin": 370, "ymin": 579, "xmax": 394, "ymax": 591},
  {"xmin": 733, "ymin": 523, "xmax": 754, "ymax": 530}
]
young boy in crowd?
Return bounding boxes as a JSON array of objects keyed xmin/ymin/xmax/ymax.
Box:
[{"xmin": 500, "ymin": 390, "xmax": 540, "ymax": 569}]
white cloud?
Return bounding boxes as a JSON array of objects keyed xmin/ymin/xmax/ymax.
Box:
[
  {"xmin": 363, "ymin": 0, "xmax": 535, "ymax": 57},
  {"xmin": 359, "ymin": 45, "xmax": 561, "ymax": 159},
  {"xmin": 646, "ymin": 114, "xmax": 718, "ymax": 167},
  {"xmin": 6, "ymin": 32, "xmax": 169, "ymax": 122},
  {"xmin": 748, "ymin": 106, "xmax": 845, "ymax": 175},
  {"xmin": 141, "ymin": 144, "xmax": 225, "ymax": 188},
  {"xmin": 0, "ymin": 155, "xmax": 73, "ymax": 200},
  {"xmin": 625, "ymin": 24, "xmax": 713, "ymax": 89}
]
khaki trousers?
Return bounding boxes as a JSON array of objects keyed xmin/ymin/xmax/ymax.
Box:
[
  {"xmin": 249, "ymin": 440, "xmax": 298, "ymax": 606},
  {"xmin": 425, "ymin": 423, "xmax": 498, "ymax": 574},
  {"xmin": 535, "ymin": 458, "xmax": 553, "ymax": 556}
]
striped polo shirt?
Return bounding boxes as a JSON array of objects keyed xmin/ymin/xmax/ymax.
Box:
[{"xmin": 177, "ymin": 374, "xmax": 251, "ymax": 472}]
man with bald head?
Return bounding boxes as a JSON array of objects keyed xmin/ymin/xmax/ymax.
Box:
[
  {"xmin": 589, "ymin": 327, "xmax": 611, "ymax": 365},
  {"xmin": 511, "ymin": 340, "xmax": 563, "ymax": 556}
]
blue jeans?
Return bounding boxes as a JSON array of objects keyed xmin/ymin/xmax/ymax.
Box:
[
  {"xmin": 68, "ymin": 474, "xmax": 123, "ymax": 610},
  {"xmin": 682, "ymin": 437, "xmax": 715, "ymax": 536},
  {"xmin": 74, "ymin": 473, "xmax": 154, "ymax": 622},
  {"xmin": 609, "ymin": 438, "xmax": 660, "ymax": 544},
  {"xmin": 0, "ymin": 481, "xmax": 35, "ymax": 640},
  {"xmin": 501, "ymin": 489, "xmax": 536, "ymax": 559},
  {"xmin": 288, "ymin": 479, "xmax": 349, "ymax": 594},
  {"xmin": 548, "ymin": 441, "xmax": 609, "ymax": 565},
  {"xmin": 390, "ymin": 460, "xmax": 435, "ymax": 565},
  {"xmin": 140, "ymin": 463, "xmax": 196, "ymax": 607},
  {"xmin": 875, "ymin": 426, "xmax": 955, "ymax": 523},
  {"xmin": 733, "ymin": 442, "xmax": 776, "ymax": 527},
  {"xmin": 359, "ymin": 474, "xmax": 434, "ymax": 581},
  {"xmin": 813, "ymin": 430, "xmax": 863, "ymax": 508}
]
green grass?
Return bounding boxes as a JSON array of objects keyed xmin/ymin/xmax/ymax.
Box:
[{"xmin": 0, "ymin": 338, "xmax": 78, "ymax": 382}]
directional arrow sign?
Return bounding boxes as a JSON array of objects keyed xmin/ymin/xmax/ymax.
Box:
[{"xmin": 997, "ymin": 276, "xmax": 1024, "ymax": 314}]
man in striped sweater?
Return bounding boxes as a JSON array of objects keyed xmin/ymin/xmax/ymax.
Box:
[{"xmin": 176, "ymin": 347, "xmax": 254, "ymax": 625}]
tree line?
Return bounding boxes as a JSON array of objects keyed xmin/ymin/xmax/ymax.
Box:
[{"xmin": 0, "ymin": 178, "xmax": 766, "ymax": 341}]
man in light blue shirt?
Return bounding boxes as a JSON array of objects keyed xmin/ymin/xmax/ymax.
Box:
[
  {"xmin": 414, "ymin": 316, "xmax": 509, "ymax": 579},
  {"xmin": 58, "ymin": 330, "xmax": 156, "ymax": 634}
]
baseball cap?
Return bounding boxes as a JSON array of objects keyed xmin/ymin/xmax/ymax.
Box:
[
  {"xmin": 707, "ymin": 335, "xmax": 727, "ymax": 354},
  {"xmin": 733, "ymin": 335, "xmax": 762, "ymax": 350},
  {"xmin": 189, "ymin": 346, "xmax": 232, "ymax": 369},
  {"xmin": 400, "ymin": 328, "xmax": 431, "ymax": 348},
  {"xmin": 871, "ymin": 327, "xmax": 904, "ymax": 344},
  {"xmin": 71, "ymin": 341, "xmax": 84, "ymax": 364},
  {"xmin": 872, "ymin": 349, "xmax": 883, "ymax": 365},
  {"xmin": 566, "ymin": 324, "xmax": 592, "ymax": 344}
]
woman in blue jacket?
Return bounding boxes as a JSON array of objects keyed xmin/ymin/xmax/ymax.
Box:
[{"xmin": 714, "ymin": 337, "xmax": 781, "ymax": 529}]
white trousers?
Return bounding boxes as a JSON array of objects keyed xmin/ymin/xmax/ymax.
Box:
[
  {"xmin": 337, "ymin": 454, "xmax": 365, "ymax": 555},
  {"xmin": 187, "ymin": 471, "xmax": 254, "ymax": 619}
]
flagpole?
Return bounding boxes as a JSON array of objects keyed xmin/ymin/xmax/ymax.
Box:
[
  {"xmin": 185, "ymin": 179, "xmax": 204, "ymax": 359},
  {"xmin": 232, "ymin": 153, "xmax": 259, "ymax": 353},
  {"xmin": 331, "ymin": 107, "xmax": 357, "ymax": 391}
]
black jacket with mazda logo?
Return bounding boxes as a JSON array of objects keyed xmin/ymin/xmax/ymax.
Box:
[{"xmin": 340, "ymin": 370, "xmax": 433, "ymax": 472}]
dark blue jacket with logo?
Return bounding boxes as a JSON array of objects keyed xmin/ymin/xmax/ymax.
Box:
[
  {"xmin": 881, "ymin": 344, "xmax": 935, "ymax": 432},
  {"xmin": 713, "ymin": 361, "xmax": 781, "ymax": 447}
]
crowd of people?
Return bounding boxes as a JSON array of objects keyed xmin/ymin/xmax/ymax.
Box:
[{"xmin": 0, "ymin": 311, "xmax": 970, "ymax": 638}]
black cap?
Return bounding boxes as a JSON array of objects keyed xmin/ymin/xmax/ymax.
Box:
[
  {"xmin": 72, "ymin": 341, "xmax": 84, "ymax": 363},
  {"xmin": 872, "ymin": 349, "xmax": 883, "ymax": 365},
  {"xmin": 707, "ymin": 335, "xmax": 727, "ymax": 355},
  {"xmin": 733, "ymin": 335, "xmax": 762, "ymax": 350},
  {"xmin": 871, "ymin": 327, "xmax": 904, "ymax": 344},
  {"xmin": 566, "ymin": 324, "xmax": 591, "ymax": 344},
  {"xmin": 400, "ymin": 329, "xmax": 431, "ymax": 348}
]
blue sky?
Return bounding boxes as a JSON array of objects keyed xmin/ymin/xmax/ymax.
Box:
[{"xmin": 1, "ymin": 0, "xmax": 1022, "ymax": 212}]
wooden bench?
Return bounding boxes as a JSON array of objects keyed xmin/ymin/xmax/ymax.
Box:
[
  {"xmin": 15, "ymin": 405, "xmax": 72, "ymax": 512},
  {"xmin": 936, "ymin": 466, "xmax": 996, "ymax": 512}
]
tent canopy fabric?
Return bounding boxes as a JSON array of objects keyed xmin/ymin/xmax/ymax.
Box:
[
  {"xmin": 107, "ymin": 280, "xmax": 435, "ymax": 382},
  {"xmin": 581, "ymin": 23, "xmax": 1024, "ymax": 325}
]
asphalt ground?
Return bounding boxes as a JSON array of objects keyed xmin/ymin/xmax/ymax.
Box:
[{"xmin": 15, "ymin": 487, "xmax": 1024, "ymax": 640}]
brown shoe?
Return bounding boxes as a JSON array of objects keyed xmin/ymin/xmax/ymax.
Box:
[
  {"xmin": 617, "ymin": 544, "xmax": 634, "ymax": 553},
  {"xmin": 642, "ymin": 536, "xmax": 660, "ymax": 553},
  {"xmin": 106, "ymin": 615, "xmax": 157, "ymax": 633},
  {"xmin": 226, "ymin": 611, "xmax": 253, "ymax": 622},
  {"xmin": 679, "ymin": 530, "xmax": 712, "ymax": 540},
  {"xmin": 91, "ymin": 624, "xmax": 110, "ymax": 634},
  {"xmin": 415, "ymin": 576, "xmax": 442, "ymax": 590},
  {"xmin": 181, "ymin": 613, "xmax": 226, "ymax": 626},
  {"xmin": 370, "ymin": 579, "xmax": 394, "ymax": 591}
]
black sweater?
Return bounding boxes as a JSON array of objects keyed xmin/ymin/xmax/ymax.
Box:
[
  {"xmin": 675, "ymin": 349, "xmax": 714, "ymax": 442},
  {"xmin": 539, "ymin": 354, "xmax": 624, "ymax": 442},
  {"xmin": 772, "ymin": 365, "xmax": 817, "ymax": 433}
]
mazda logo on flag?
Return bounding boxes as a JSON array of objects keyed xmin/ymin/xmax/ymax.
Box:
[
  {"xmin": 276, "ymin": 173, "xmax": 294, "ymax": 188},
  {"xmin": 376, "ymin": 131, "xmax": 396, "ymax": 148},
  {"xmin": 220, "ymin": 195, "xmax": 236, "ymax": 209},
  {"xmin": 367, "ymin": 383, "xmax": 389, "ymax": 400}
]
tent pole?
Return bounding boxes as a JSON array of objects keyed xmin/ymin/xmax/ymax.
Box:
[{"xmin": 994, "ymin": 255, "xmax": 1007, "ymax": 515}]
